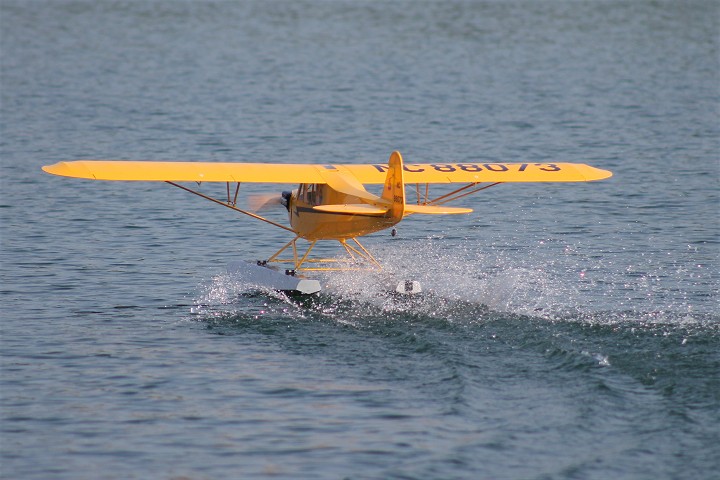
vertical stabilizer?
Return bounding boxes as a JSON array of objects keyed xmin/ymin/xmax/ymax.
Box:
[{"xmin": 381, "ymin": 151, "xmax": 406, "ymax": 220}]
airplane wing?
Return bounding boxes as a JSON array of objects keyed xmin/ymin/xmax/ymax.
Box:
[
  {"xmin": 340, "ymin": 162, "xmax": 612, "ymax": 183},
  {"xmin": 42, "ymin": 160, "xmax": 612, "ymax": 183},
  {"xmin": 41, "ymin": 161, "xmax": 329, "ymax": 183}
]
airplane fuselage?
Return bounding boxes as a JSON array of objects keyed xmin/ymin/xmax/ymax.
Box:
[{"xmin": 288, "ymin": 183, "xmax": 399, "ymax": 240}]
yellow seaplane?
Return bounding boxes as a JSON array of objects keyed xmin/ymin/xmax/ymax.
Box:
[{"xmin": 42, "ymin": 151, "xmax": 612, "ymax": 294}]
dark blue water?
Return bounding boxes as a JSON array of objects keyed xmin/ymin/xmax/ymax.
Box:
[{"xmin": 1, "ymin": 1, "xmax": 718, "ymax": 479}]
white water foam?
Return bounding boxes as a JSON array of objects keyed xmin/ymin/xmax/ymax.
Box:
[
  {"xmin": 319, "ymin": 239, "xmax": 581, "ymax": 319},
  {"xmin": 191, "ymin": 237, "xmax": 718, "ymax": 327}
]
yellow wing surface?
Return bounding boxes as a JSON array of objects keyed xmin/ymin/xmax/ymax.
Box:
[
  {"xmin": 42, "ymin": 161, "xmax": 328, "ymax": 183},
  {"xmin": 43, "ymin": 160, "xmax": 612, "ymax": 183}
]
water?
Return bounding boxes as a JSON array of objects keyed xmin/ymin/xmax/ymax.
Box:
[{"xmin": 1, "ymin": 1, "xmax": 718, "ymax": 478}]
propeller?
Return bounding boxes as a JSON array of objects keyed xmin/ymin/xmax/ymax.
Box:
[{"xmin": 247, "ymin": 191, "xmax": 292, "ymax": 212}]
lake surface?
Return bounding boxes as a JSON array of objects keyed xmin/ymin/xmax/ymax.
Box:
[{"xmin": 1, "ymin": 1, "xmax": 718, "ymax": 479}]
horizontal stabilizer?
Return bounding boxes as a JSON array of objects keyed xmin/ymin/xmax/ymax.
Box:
[
  {"xmin": 313, "ymin": 204, "xmax": 388, "ymax": 215},
  {"xmin": 313, "ymin": 203, "xmax": 471, "ymax": 215},
  {"xmin": 404, "ymin": 204, "xmax": 473, "ymax": 215}
]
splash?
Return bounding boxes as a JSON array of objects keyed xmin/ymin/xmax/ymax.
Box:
[
  {"xmin": 319, "ymin": 239, "xmax": 580, "ymax": 319},
  {"xmin": 191, "ymin": 272, "xmax": 305, "ymax": 319},
  {"xmin": 190, "ymin": 237, "xmax": 718, "ymax": 328}
]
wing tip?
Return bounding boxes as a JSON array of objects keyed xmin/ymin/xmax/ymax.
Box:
[
  {"xmin": 42, "ymin": 161, "xmax": 71, "ymax": 177},
  {"xmin": 588, "ymin": 167, "xmax": 613, "ymax": 181},
  {"xmin": 42, "ymin": 161, "xmax": 100, "ymax": 180}
]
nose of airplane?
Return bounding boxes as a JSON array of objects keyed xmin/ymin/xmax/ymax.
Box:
[{"xmin": 281, "ymin": 191, "xmax": 292, "ymax": 210}]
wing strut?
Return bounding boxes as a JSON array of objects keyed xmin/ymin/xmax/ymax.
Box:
[
  {"xmin": 427, "ymin": 182, "xmax": 502, "ymax": 206},
  {"xmin": 414, "ymin": 183, "xmax": 430, "ymax": 205},
  {"xmin": 166, "ymin": 181, "xmax": 296, "ymax": 233},
  {"xmin": 226, "ymin": 182, "xmax": 241, "ymax": 206}
]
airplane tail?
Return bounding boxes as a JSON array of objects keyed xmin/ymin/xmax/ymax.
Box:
[{"xmin": 381, "ymin": 151, "xmax": 405, "ymax": 221}]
